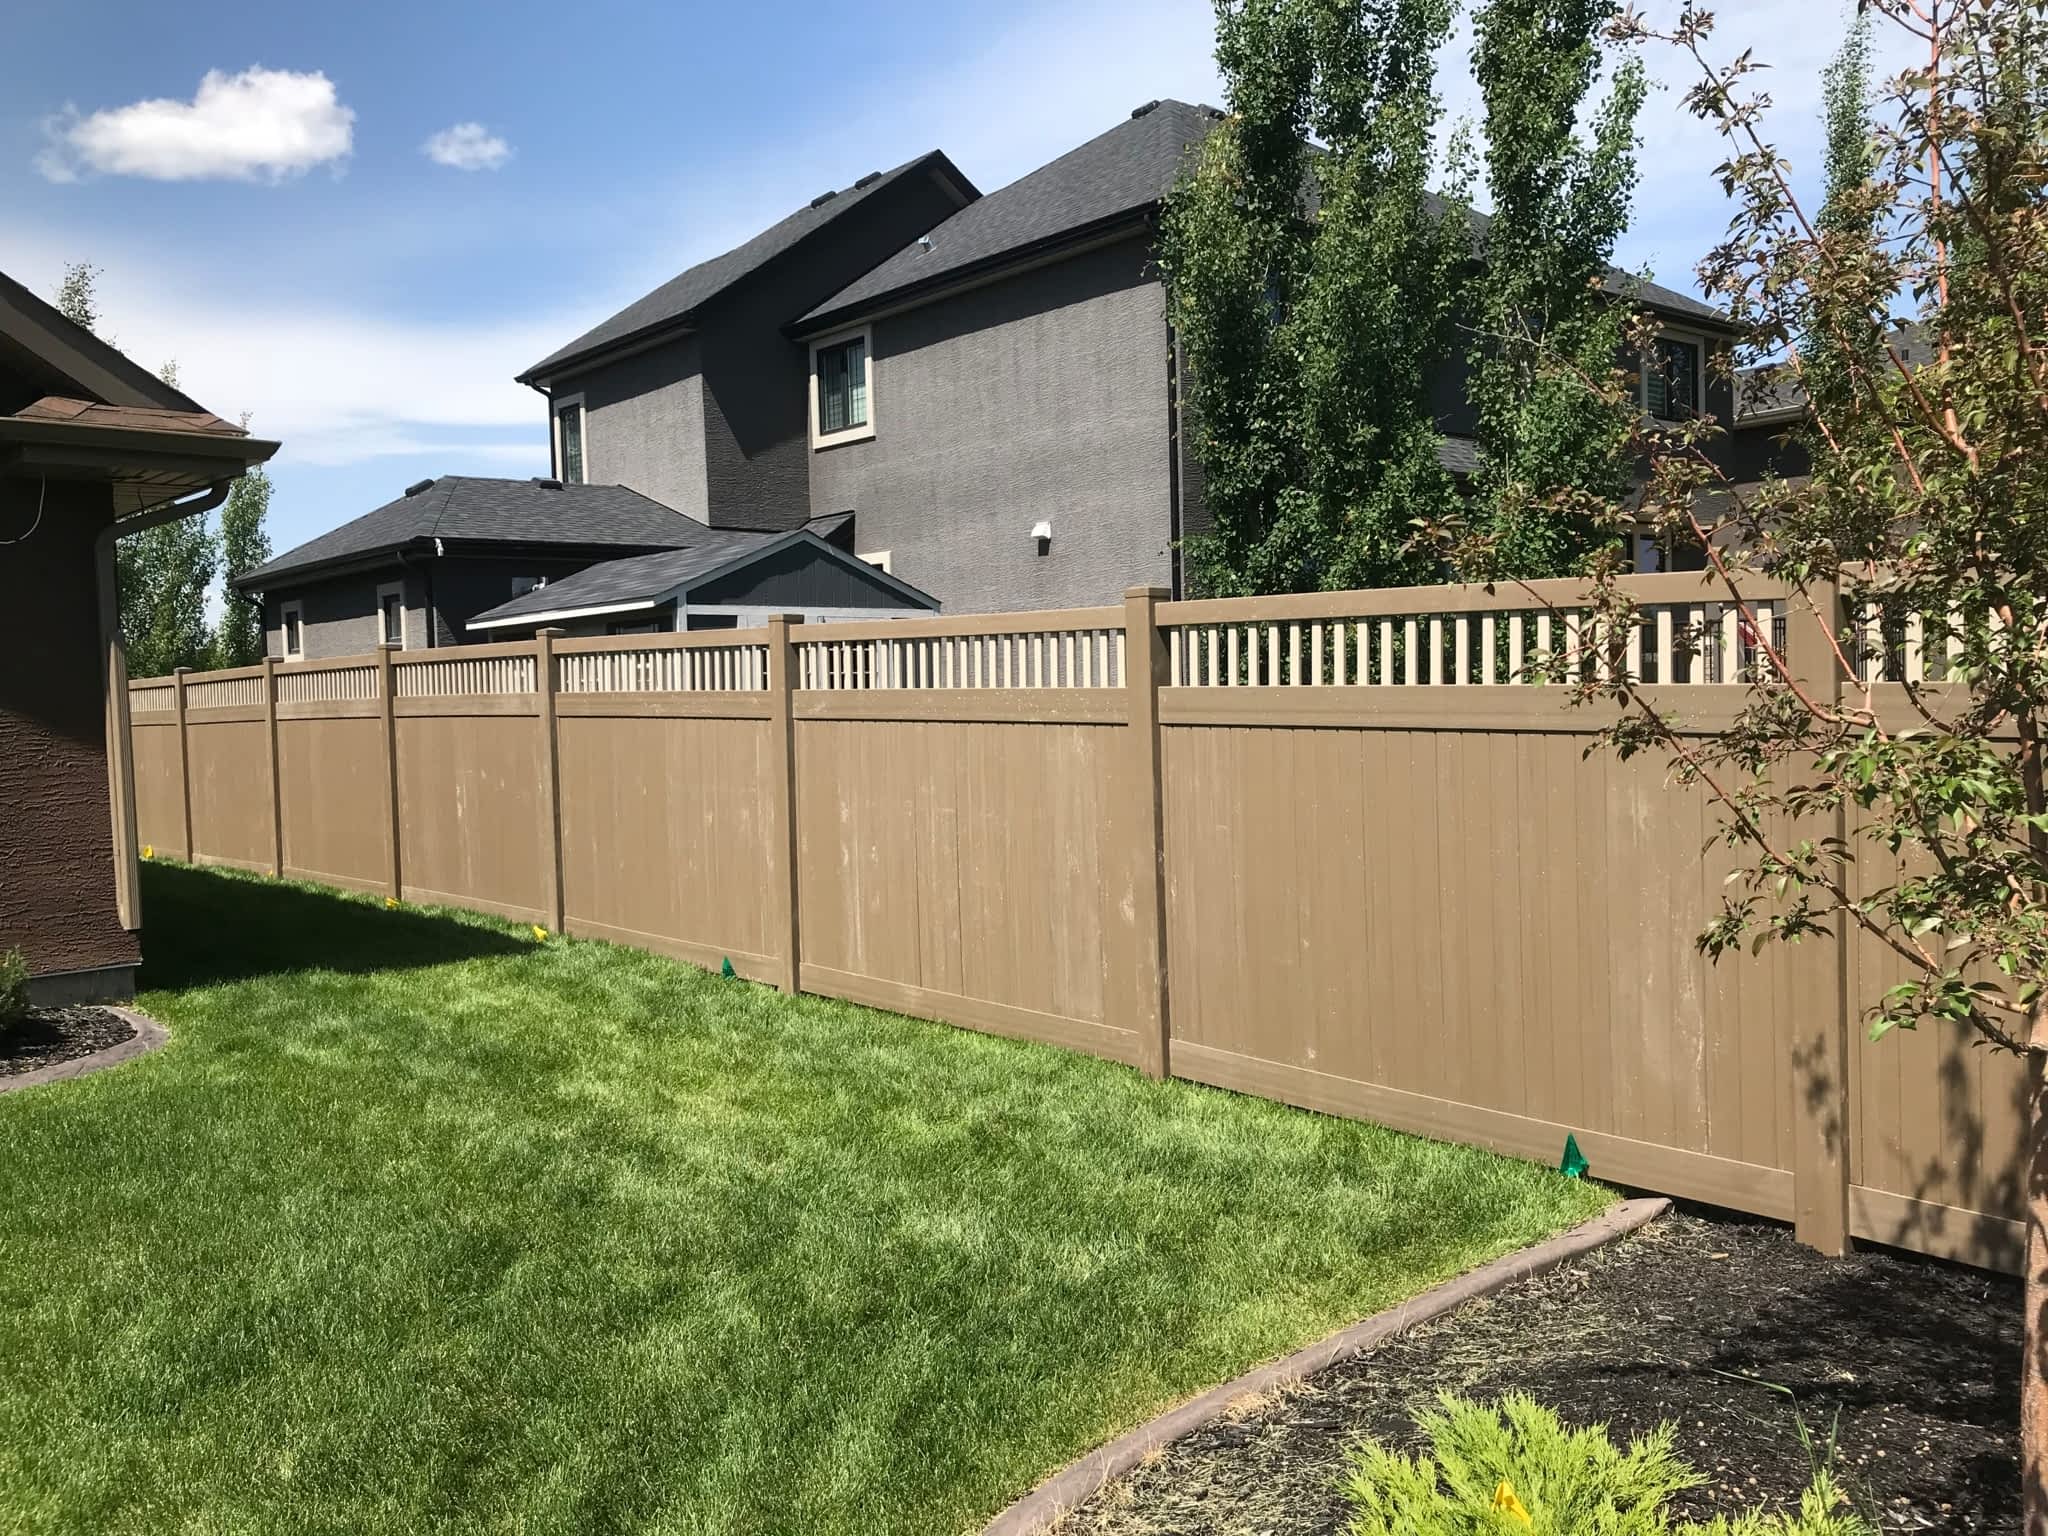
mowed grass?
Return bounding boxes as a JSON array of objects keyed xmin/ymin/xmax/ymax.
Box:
[{"xmin": 0, "ymin": 863, "xmax": 1611, "ymax": 1536}]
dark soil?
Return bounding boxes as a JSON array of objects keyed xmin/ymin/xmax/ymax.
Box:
[
  {"xmin": 1062, "ymin": 1210, "xmax": 2020, "ymax": 1535},
  {"xmin": 0, "ymin": 1006, "xmax": 136, "ymax": 1079}
]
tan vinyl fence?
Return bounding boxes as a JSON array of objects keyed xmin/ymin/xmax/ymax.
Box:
[{"xmin": 128, "ymin": 575, "xmax": 2025, "ymax": 1272}]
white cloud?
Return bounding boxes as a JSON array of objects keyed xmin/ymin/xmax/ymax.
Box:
[
  {"xmin": 422, "ymin": 122, "xmax": 513, "ymax": 172},
  {"xmin": 36, "ymin": 67, "xmax": 355, "ymax": 184}
]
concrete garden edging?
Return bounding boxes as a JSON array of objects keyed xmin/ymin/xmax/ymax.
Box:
[
  {"xmin": 979, "ymin": 1195, "xmax": 1672, "ymax": 1536},
  {"xmin": 0, "ymin": 1006, "xmax": 168, "ymax": 1094}
]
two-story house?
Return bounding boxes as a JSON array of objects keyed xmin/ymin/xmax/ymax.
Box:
[{"xmin": 244, "ymin": 99, "xmax": 1775, "ymax": 646}]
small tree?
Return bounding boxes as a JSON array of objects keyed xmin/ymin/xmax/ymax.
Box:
[
  {"xmin": 210, "ymin": 422, "xmax": 272, "ymax": 670},
  {"xmin": 1462, "ymin": 0, "xmax": 1647, "ymax": 579},
  {"xmin": 53, "ymin": 262, "xmax": 105, "ymax": 340},
  {"xmin": 1442, "ymin": 0, "xmax": 2048, "ymax": 1517},
  {"xmin": 1160, "ymin": 0, "xmax": 1469, "ymax": 597}
]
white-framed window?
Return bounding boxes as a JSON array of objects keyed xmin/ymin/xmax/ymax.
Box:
[
  {"xmin": 858, "ymin": 549, "xmax": 893, "ymax": 574},
  {"xmin": 376, "ymin": 582, "xmax": 406, "ymax": 649},
  {"xmin": 280, "ymin": 600, "xmax": 305, "ymax": 661},
  {"xmin": 556, "ymin": 401, "xmax": 586, "ymax": 483},
  {"xmin": 1642, "ymin": 333, "xmax": 1705, "ymax": 420},
  {"xmin": 511, "ymin": 575, "xmax": 545, "ymax": 597},
  {"xmin": 810, "ymin": 326, "xmax": 874, "ymax": 448}
]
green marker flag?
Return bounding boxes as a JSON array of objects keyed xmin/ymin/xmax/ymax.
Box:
[
  {"xmin": 720, "ymin": 957, "xmax": 736, "ymax": 979},
  {"xmin": 1559, "ymin": 1133, "xmax": 1589, "ymax": 1180}
]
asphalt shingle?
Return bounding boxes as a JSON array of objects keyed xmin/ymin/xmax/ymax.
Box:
[
  {"xmin": 235, "ymin": 476, "xmax": 705, "ymax": 589},
  {"xmin": 519, "ymin": 152, "xmax": 968, "ymax": 382},
  {"xmin": 805, "ymin": 99, "xmax": 1731, "ymax": 332}
]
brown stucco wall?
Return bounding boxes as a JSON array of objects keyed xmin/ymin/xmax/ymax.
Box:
[{"xmin": 0, "ymin": 476, "xmax": 137, "ymax": 982}]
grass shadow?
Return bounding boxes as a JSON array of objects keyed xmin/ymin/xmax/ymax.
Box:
[{"xmin": 137, "ymin": 862, "xmax": 528, "ymax": 990}]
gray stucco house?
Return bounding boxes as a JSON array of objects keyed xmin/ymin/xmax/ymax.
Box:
[{"xmin": 245, "ymin": 98, "xmax": 1794, "ymax": 645}]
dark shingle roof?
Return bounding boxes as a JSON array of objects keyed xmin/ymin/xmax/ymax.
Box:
[
  {"xmin": 235, "ymin": 476, "xmax": 704, "ymax": 590},
  {"xmin": 467, "ymin": 533, "xmax": 785, "ymax": 626},
  {"xmin": 519, "ymin": 151, "xmax": 970, "ymax": 383},
  {"xmin": 805, "ymin": 99, "xmax": 1732, "ymax": 333},
  {"xmin": 804, "ymin": 100, "xmax": 1223, "ymax": 327},
  {"xmin": 465, "ymin": 529, "xmax": 940, "ymax": 629},
  {"xmin": 1736, "ymin": 320, "xmax": 1936, "ymax": 420}
]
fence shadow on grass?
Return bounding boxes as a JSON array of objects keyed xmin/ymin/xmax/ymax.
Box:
[{"xmin": 137, "ymin": 862, "xmax": 529, "ymax": 990}]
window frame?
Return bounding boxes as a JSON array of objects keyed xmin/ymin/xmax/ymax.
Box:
[
  {"xmin": 280, "ymin": 599, "xmax": 305, "ymax": 662},
  {"xmin": 1641, "ymin": 330, "xmax": 1708, "ymax": 423},
  {"xmin": 857, "ymin": 549, "xmax": 893, "ymax": 575},
  {"xmin": 555, "ymin": 393, "xmax": 588, "ymax": 484},
  {"xmin": 809, "ymin": 326, "xmax": 875, "ymax": 449},
  {"xmin": 510, "ymin": 575, "xmax": 544, "ymax": 598},
  {"xmin": 375, "ymin": 581, "xmax": 407, "ymax": 650}
]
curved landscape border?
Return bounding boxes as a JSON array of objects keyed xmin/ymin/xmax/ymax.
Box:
[
  {"xmin": 980, "ymin": 1194, "xmax": 1671, "ymax": 1536},
  {"xmin": 0, "ymin": 1007, "xmax": 168, "ymax": 1095}
]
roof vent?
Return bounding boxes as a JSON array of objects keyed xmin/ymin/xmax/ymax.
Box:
[
  {"xmin": 854, "ymin": 171, "xmax": 882, "ymax": 189},
  {"xmin": 1131, "ymin": 99, "xmax": 1161, "ymax": 119},
  {"xmin": 917, "ymin": 235, "xmax": 934, "ymax": 254},
  {"xmin": 403, "ymin": 477, "xmax": 436, "ymax": 498},
  {"xmin": 809, "ymin": 188, "xmax": 838, "ymax": 208},
  {"xmin": 530, "ymin": 476, "xmax": 563, "ymax": 489}
]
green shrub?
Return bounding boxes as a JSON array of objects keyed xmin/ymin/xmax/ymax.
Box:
[
  {"xmin": 1341, "ymin": 1394, "xmax": 1871, "ymax": 1536},
  {"xmin": 0, "ymin": 949, "xmax": 30, "ymax": 1033}
]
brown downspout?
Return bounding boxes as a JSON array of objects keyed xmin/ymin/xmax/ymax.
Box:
[{"xmin": 94, "ymin": 478, "xmax": 236, "ymax": 931}]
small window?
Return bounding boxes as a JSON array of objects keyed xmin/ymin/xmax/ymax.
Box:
[
  {"xmin": 812, "ymin": 330, "xmax": 873, "ymax": 446},
  {"xmin": 558, "ymin": 404, "xmax": 585, "ymax": 484},
  {"xmin": 1645, "ymin": 336, "xmax": 1701, "ymax": 419},
  {"xmin": 376, "ymin": 582, "xmax": 406, "ymax": 648},
  {"xmin": 511, "ymin": 576, "xmax": 545, "ymax": 597},
  {"xmin": 685, "ymin": 613, "xmax": 740, "ymax": 631},
  {"xmin": 607, "ymin": 619, "xmax": 659, "ymax": 636},
  {"xmin": 281, "ymin": 601, "xmax": 305, "ymax": 660}
]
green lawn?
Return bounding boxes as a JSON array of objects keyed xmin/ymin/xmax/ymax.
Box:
[{"xmin": 0, "ymin": 863, "xmax": 1611, "ymax": 1536}]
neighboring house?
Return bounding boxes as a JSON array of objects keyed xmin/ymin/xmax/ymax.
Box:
[
  {"xmin": 0, "ymin": 266, "xmax": 278, "ymax": 1002},
  {"xmin": 234, "ymin": 476, "xmax": 930, "ymax": 659},
  {"xmin": 514, "ymin": 150, "xmax": 978, "ymax": 527},
  {"xmin": 248, "ymin": 100, "xmax": 1772, "ymax": 649}
]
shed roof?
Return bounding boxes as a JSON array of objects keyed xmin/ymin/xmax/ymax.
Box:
[{"xmin": 466, "ymin": 528, "xmax": 938, "ymax": 631}]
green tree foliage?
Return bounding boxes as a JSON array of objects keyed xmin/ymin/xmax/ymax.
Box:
[
  {"xmin": 210, "ymin": 425, "xmax": 272, "ymax": 670},
  {"xmin": 53, "ymin": 268, "xmax": 262, "ymax": 675},
  {"xmin": 1460, "ymin": 0, "xmax": 1645, "ymax": 580},
  {"xmin": 1159, "ymin": 0, "xmax": 1468, "ymax": 597},
  {"xmin": 1449, "ymin": 0, "xmax": 2048, "ymax": 1511}
]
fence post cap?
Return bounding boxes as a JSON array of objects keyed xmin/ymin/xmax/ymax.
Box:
[
  {"xmin": 535, "ymin": 627, "xmax": 566, "ymax": 638},
  {"xmin": 172, "ymin": 665, "xmax": 193, "ymax": 675},
  {"xmin": 1124, "ymin": 585, "xmax": 1169, "ymax": 601},
  {"xmin": 765, "ymin": 612, "xmax": 805, "ymax": 625}
]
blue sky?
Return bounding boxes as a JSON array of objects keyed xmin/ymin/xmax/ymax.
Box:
[{"xmin": 1, "ymin": 0, "xmax": 1882, "ymax": 562}]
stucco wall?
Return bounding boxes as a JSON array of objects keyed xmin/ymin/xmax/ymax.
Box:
[
  {"xmin": 265, "ymin": 564, "xmax": 428, "ymax": 661},
  {"xmin": 263, "ymin": 555, "xmax": 613, "ymax": 657},
  {"xmin": 0, "ymin": 476, "xmax": 138, "ymax": 983},
  {"xmin": 808, "ymin": 237, "xmax": 1177, "ymax": 614},
  {"xmin": 564, "ymin": 335, "xmax": 710, "ymax": 522}
]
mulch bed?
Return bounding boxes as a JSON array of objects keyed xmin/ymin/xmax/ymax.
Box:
[
  {"xmin": 0, "ymin": 1007, "xmax": 138, "ymax": 1080},
  {"xmin": 1061, "ymin": 1209, "xmax": 2020, "ymax": 1535}
]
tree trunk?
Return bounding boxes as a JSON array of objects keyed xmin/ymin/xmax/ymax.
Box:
[{"xmin": 2026, "ymin": 1032, "xmax": 2048, "ymax": 1535}]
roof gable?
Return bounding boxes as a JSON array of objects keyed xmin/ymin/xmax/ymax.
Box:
[
  {"xmin": 519, "ymin": 151, "xmax": 977, "ymax": 384},
  {"xmin": 0, "ymin": 267, "xmax": 214, "ymax": 416},
  {"xmin": 804, "ymin": 100, "xmax": 1221, "ymax": 329}
]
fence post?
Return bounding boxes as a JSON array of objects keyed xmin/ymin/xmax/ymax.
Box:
[
  {"xmin": 377, "ymin": 642, "xmax": 403, "ymax": 902},
  {"xmin": 172, "ymin": 666, "xmax": 194, "ymax": 862},
  {"xmin": 535, "ymin": 628, "xmax": 567, "ymax": 935},
  {"xmin": 1786, "ymin": 575, "xmax": 1853, "ymax": 1256},
  {"xmin": 765, "ymin": 614, "xmax": 804, "ymax": 995},
  {"xmin": 261, "ymin": 655, "xmax": 282, "ymax": 877},
  {"xmin": 1124, "ymin": 586, "xmax": 1172, "ymax": 1080}
]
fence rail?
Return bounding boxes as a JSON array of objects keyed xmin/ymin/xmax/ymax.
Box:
[{"xmin": 128, "ymin": 577, "xmax": 2023, "ymax": 1274}]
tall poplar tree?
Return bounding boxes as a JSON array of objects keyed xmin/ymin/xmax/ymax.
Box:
[{"xmin": 1160, "ymin": 0, "xmax": 1468, "ymax": 597}]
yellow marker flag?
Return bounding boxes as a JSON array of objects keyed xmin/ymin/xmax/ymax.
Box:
[
  {"xmin": 385, "ymin": 897, "xmax": 400, "ymax": 910},
  {"xmin": 1492, "ymin": 1480, "xmax": 1532, "ymax": 1526},
  {"xmin": 532, "ymin": 926, "xmax": 549, "ymax": 943}
]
